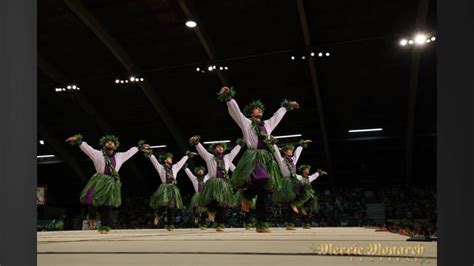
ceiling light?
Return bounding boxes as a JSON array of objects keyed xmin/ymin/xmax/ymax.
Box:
[
  {"xmin": 185, "ymin": 20, "xmax": 197, "ymax": 28},
  {"xmin": 348, "ymin": 128, "xmax": 383, "ymax": 133}
]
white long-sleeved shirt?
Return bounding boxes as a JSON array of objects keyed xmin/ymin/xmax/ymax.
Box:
[
  {"xmin": 149, "ymin": 154, "xmax": 189, "ymax": 184},
  {"xmin": 194, "ymin": 142, "xmax": 241, "ymax": 177},
  {"xmin": 226, "ymin": 99, "xmax": 288, "ymax": 149},
  {"xmin": 296, "ymin": 173, "xmax": 320, "ymax": 183},
  {"xmin": 79, "ymin": 141, "xmax": 138, "ymax": 174},
  {"xmin": 273, "ymin": 144, "xmax": 303, "ymax": 177}
]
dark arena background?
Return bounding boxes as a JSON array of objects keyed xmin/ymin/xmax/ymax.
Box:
[{"xmin": 37, "ymin": 0, "xmax": 436, "ymax": 265}]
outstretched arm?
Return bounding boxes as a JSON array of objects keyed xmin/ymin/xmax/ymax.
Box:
[
  {"xmin": 79, "ymin": 142, "xmax": 102, "ymax": 160},
  {"xmin": 227, "ymin": 144, "xmax": 242, "ymax": 162},
  {"xmin": 218, "ymin": 87, "xmax": 250, "ymax": 128},
  {"xmin": 149, "ymin": 155, "xmax": 166, "ymax": 183},
  {"xmin": 293, "ymin": 140, "xmax": 311, "ymax": 164},
  {"xmin": 66, "ymin": 134, "xmax": 101, "ymax": 160},
  {"xmin": 195, "ymin": 142, "xmax": 213, "ymax": 162},
  {"xmin": 273, "ymin": 144, "xmax": 284, "ymax": 163},
  {"xmin": 173, "ymin": 155, "xmax": 189, "ymax": 173},
  {"xmin": 264, "ymin": 100, "xmax": 299, "ymax": 133},
  {"xmin": 309, "ymin": 172, "xmax": 320, "ymax": 183},
  {"xmin": 184, "ymin": 168, "xmax": 198, "ymax": 191},
  {"xmin": 116, "ymin": 147, "xmax": 139, "ymax": 163}
]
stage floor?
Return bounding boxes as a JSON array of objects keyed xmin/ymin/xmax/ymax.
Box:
[{"xmin": 38, "ymin": 227, "xmax": 437, "ymax": 266}]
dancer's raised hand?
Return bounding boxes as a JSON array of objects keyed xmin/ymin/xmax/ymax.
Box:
[
  {"xmin": 65, "ymin": 136, "xmax": 77, "ymax": 142},
  {"xmin": 290, "ymin": 101, "xmax": 300, "ymax": 109},
  {"xmin": 219, "ymin": 86, "xmax": 230, "ymax": 95}
]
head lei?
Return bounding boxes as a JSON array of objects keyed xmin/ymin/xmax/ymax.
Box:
[
  {"xmin": 158, "ymin": 152, "xmax": 174, "ymax": 163},
  {"xmin": 208, "ymin": 142, "xmax": 228, "ymax": 155},
  {"xmin": 194, "ymin": 166, "xmax": 207, "ymax": 175},
  {"xmin": 243, "ymin": 100, "xmax": 265, "ymax": 117},
  {"xmin": 99, "ymin": 135, "xmax": 120, "ymax": 148},
  {"xmin": 298, "ymin": 164, "xmax": 311, "ymax": 173},
  {"xmin": 280, "ymin": 144, "xmax": 295, "ymax": 153}
]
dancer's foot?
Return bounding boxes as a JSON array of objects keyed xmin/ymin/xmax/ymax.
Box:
[
  {"xmin": 241, "ymin": 198, "xmax": 250, "ymax": 212},
  {"xmin": 302, "ymin": 223, "xmax": 311, "ymax": 229},
  {"xmin": 208, "ymin": 212, "xmax": 216, "ymax": 222},
  {"xmin": 98, "ymin": 225, "xmax": 111, "ymax": 234},
  {"xmin": 154, "ymin": 216, "xmax": 160, "ymax": 226},
  {"xmin": 286, "ymin": 223, "xmax": 296, "ymax": 230},
  {"xmin": 88, "ymin": 219, "xmax": 97, "ymax": 230},
  {"xmin": 290, "ymin": 204, "xmax": 299, "ymax": 213},
  {"xmin": 216, "ymin": 227, "xmax": 224, "ymax": 232},
  {"xmin": 300, "ymin": 208, "xmax": 307, "ymax": 216},
  {"xmin": 166, "ymin": 225, "xmax": 175, "ymax": 231},
  {"xmin": 256, "ymin": 227, "xmax": 271, "ymax": 233}
]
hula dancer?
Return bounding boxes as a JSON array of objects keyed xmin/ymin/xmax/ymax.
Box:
[
  {"xmin": 295, "ymin": 165, "xmax": 327, "ymax": 229},
  {"xmin": 189, "ymin": 136, "xmax": 242, "ymax": 232},
  {"xmin": 66, "ymin": 134, "xmax": 147, "ymax": 234},
  {"xmin": 271, "ymin": 139, "xmax": 312, "ymax": 230},
  {"xmin": 217, "ymin": 86, "xmax": 299, "ymax": 233},
  {"xmin": 184, "ymin": 165, "xmax": 209, "ymax": 229},
  {"xmin": 145, "ymin": 148, "xmax": 196, "ymax": 231}
]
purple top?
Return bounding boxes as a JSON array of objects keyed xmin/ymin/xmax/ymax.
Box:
[
  {"xmin": 103, "ymin": 151, "xmax": 117, "ymax": 175},
  {"xmin": 197, "ymin": 176, "xmax": 204, "ymax": 192},
  {"xmin": 286, "ymin": 157, "xmax": 296, "ymax": 172},
  {"xmin": 252, "ymin": 120, "xmax": 270, "ymax": 179},
  {"xmin": 215, "ymin": 155, "xmax": 226, "ymax": 178},
  {"xmin": 256, "ymin": 121, "xmax": 268, "ymax": 149},
  {"xmin": 164, "ymin": 164, "xmax": 176, "ymax": 184}
]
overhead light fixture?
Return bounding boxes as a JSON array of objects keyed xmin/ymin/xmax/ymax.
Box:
[
  {"xmin": 325, "ymin": 52, "xmax": 330, "ymax": 56},
  {"xmin": 37, "ymin": 155, "xmax": 55, "ymax": 159},
  {"xmin": 274, "ymin": 134, "xmax": 302, "ymax": 139},
  {"xmin": 203, "ymin": 140, "xmax": 231, "ymax": 144},
  {"xmin": 310, "ymin": 52, "xmax": 315, "ymax": 57},
  {"xmin": 400, "ymin": 39, "xmax": 408, "ymax": 46},
  {"xmin": 408, "ymin": 40, "xmax": 414, "ymax": 45},
  {"xmin": 224, "ymin": 66, "xmax": 228, "ymax": 70},
  {"xmin": 219, "ymin": 67, "xmax": 223, "ymax": 70},
  {"xmin": 301, "ymin": 56, "xmax": 306, "ymax": 60},
  {"xmin": 140, "ymin": 78, "xmax": 144, "ymax": 81},
  {"xmin": 414, "ymin": 34, "xmax": 427, "ymax": 45},
  {"xmin": 291, "ymin": 56, "xmax": 295, "ymax": 60},
  {"xmin": 318, "ymin": 53, "xmax": 323, "ymax": 57},
  {"xmin": 115, "ymin": 79, "xmax": 120, "ymax": 84},
  {"xmin": 185, "ymin": 20, "xmax": 197, "ymax": 28},
  {"xmin": 348, "ymin": 128, "xmax": 383, "ymax": 133},
  {"xmin": 196, "ymin": 67, "xmax": 200, "ymax": 72},
  {"xmin": 150, "ymin": 145, "xmax": 167, "ymax": 149},
  {"xmin": 39, "ymin": 140, "xmax": 45, "ymax": 145},
  {"xmin": 130, "ymin": 76, "xmax": 136, "ymax": 81},
  {"xmin": 208, "ymin": 66, "xmax": 213, "ymax": 71},
  {"xmin": 431, "ymin": 36, "xmax": 436, "ymax": 41}
]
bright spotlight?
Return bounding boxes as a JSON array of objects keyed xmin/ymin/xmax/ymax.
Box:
[
  {"xmin": 415, "ymin": 34, "xmax": 427, "ymax": 45},
  {"xmin": 185, "ymin": 20, "xmax": 197, "ymax": 28}
]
